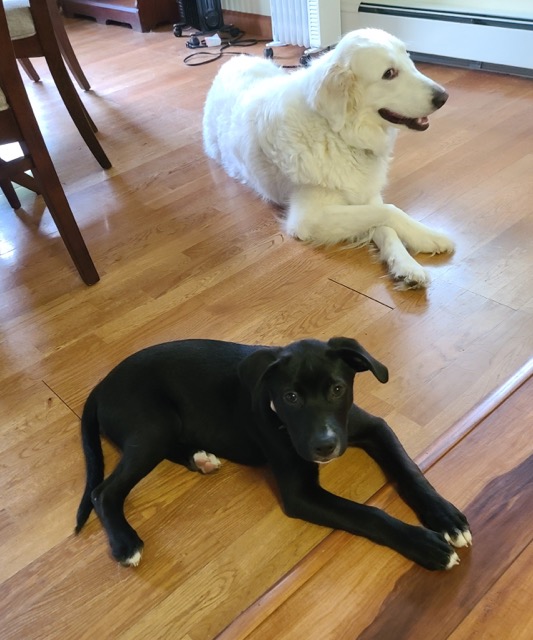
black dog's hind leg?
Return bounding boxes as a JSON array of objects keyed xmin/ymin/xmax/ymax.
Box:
[
  {"xmin": 347, "ymin": 404, "xmax": 472, "ymax": 549},
  {"xmin": 91, "ymin": 441, "xmax": 165, "ymax": 566}
]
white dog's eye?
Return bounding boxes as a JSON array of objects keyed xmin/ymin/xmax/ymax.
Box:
[{"xmin": 382, "ymin": 68, "xmax": 398, "ymax": 80}]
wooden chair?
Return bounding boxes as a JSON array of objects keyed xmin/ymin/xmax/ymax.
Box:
[
  {"xmin": 0, "ymin": 0, "xmax": 99, "ymax": 285},
  {"xmin": 5, "ymin": 0, "xmax": 111, "ymax": 169}
]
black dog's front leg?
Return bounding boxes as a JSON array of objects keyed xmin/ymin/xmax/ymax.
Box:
[
  {"xmin": 273, "ymin": 460, "xmax": 459, "ymax": 571},
  {"xmin": 348, "ymin": 405, "xmax": 471, "ymax": 549}
]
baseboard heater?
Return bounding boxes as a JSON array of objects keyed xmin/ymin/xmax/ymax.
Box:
[{"xmin": 355, "ymin": 3, "xmax": 533, "ymax": 77}]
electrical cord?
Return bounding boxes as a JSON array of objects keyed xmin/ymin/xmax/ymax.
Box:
[
  {"xmin": 177, "ymin": 25, "xmax": 300, "ymax": 68},
  {"xmin": 183, "ymin": 30, "xmax": 271, "ymax": 66}
]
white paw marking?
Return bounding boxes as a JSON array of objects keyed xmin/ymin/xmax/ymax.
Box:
[
  {"xmin": 193, "ymin": 450, "xmax": 221, "ymax": 474},
  {"xmin": 463, "ymin": 529, "xmax": 473, "ymax": 546},
  {"xmin": 123, "ymin": 549, "xmax": 142, "ymax": 567},
  {"xmin": 446, "ymin": 550, "xmax": 460, "ymax": 570},
  {"xmin": 445, "ymin": 529, "xmax": 473, "ymax": 548}
]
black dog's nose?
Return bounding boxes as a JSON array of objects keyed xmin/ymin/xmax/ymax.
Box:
[
  {"xmin": 432, "ymin": 88, "xmax": 449, "ymax": 109},
  {"xmin": 314, "ymin": 434, "xmax": 338, "ymax": 458}
]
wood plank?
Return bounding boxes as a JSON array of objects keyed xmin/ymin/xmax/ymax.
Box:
[{"xmin": 448, "ymin": 541, "xmax": 533, "ymax": 640}]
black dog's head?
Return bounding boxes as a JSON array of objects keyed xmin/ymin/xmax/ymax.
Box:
[{"xmin": 239, "ymin": 337, "xmax": 388, "ymax": 464}]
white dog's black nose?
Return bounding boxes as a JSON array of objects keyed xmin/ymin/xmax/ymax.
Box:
[{"xmin": 432, "ymin": 88, "xmax": 449, "ymax": 109}]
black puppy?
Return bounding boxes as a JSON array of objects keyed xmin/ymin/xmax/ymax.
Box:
[{"xmin": 75, "ymin": 337, "xmax": 471, "ymax": 569}]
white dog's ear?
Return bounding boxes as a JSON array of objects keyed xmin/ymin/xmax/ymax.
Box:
[{"xmin": 308, "ymin": 62, "xmax": 357, "ymax": 132}]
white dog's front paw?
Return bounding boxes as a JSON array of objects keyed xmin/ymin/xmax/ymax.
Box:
[
  {"xmin": 407, "ymin": 228, "xmax": 455, "ymax": 255},
  {"xmin": 387, "ymin": 255, "xmax": 430, "ymax": 289}
]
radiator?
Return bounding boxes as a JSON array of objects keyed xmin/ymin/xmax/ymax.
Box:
[{"xmin": 269, "ymin": 0, "xmax": 341, "ymax": 49}]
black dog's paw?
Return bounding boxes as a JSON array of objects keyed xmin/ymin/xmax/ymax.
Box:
[
  {"xmin": 111, "ymin": 535, "xmax": 144, "ymax": 567},
  {"xmin": 119, "ymin": 544, "xmax": 144, "ymax": 568},
  {"xmin": 443, "ymin": 528, "xmax": 472, "ymax": 549},
  {"xmin": 419, "ymin": 497, "xmax": 472, "ymax": 549},
  {"xmin": 408, "ymin": 527, "xmax": 460, "ymax": 571}
]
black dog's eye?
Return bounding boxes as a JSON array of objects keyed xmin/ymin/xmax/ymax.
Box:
[
  {"xmin": 284, "ymin": 391, "xmax": 299, "ymax": 405},
  {"xmin": 382, "ymin": 68, "xmax": 398, "ymax": 80},
  {"xmin": 331, "ymin": 384, "xmax": 345, "ymax": 398}
]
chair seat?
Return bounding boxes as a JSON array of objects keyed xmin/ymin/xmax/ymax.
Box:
[{"xmin": 5, "ymin": 0, "xmax": 36, "ymax": 40}]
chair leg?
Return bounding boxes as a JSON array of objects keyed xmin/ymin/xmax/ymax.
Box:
[
  {"xmin": 35, "ymin": 158, "xmax": 100, "ymax": 285},
  {"xmin": 45, "ymin": 0, "xmax": 97, "ymax": 132},
  {"xmin": 0, "ymin": 178, "xmax": 22, "ymax": 209},
  {"xmin": 18, "ymin": 29, "xmax": 96, "ymax": 132},
  {"xmin": 0, "ymin": 3, "xmax": 99, "ymax": 285},
  {"xmin": 27, "ymin": 136, "xmax": 100, "ymax": 284},
  {"xmin": 24, "ymin": 2, "xmax": 110, "ymax": 168},
  {"xmin": 74, "ymin": 89, "xmax": 98, "ymax": 133},
  {"xmin": 32, "ymin": 1, "xmax": 111, "ymax": 169},
  {"xmin": 23, "ymin": 52, "xmax": 97, "ymax": 134},
  {"xmin": 19, "ymin": 58, "xmax": 40, "ymax": 82},
  {"xmin": 48, "ymin": 0, "xmax": 91, "ymax": 91},
  {"xmin": 0, "ymin": 162, "xmax": 98, "ymax": 284},
  {"xmin": 47, "ymin": 56, "xmax": 111, "ymax": 169},
  {"xmin": 59, "ymin": 40, "xmax": 91, "ymax": 92}
]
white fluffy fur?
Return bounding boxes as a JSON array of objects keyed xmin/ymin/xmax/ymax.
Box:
[{"xmin": 203, "ymin": 28, "xmax": 455, "ymax": 288}]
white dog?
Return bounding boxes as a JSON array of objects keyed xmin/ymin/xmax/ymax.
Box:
[{"xmin": 203, "ymin": 28, "xmax": 454, "ymax": 288}]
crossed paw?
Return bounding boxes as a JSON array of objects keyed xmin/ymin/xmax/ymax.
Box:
[{"xmin": 406, "ymin": 227, "xmax": 455, "ymax": 256}]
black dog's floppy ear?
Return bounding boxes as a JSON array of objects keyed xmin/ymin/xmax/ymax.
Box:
[
  {"xmin": 238, "ymin": 347, "xmax": 281, "ymax": 397},
  {"xmin": 327, "ymin": 337, "xmax": 389, "ymax": 383}
]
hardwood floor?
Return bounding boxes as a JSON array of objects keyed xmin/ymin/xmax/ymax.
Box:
[{"xmin": 0, "ymin": 18, "xmax": 532, "ymax": 640}]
